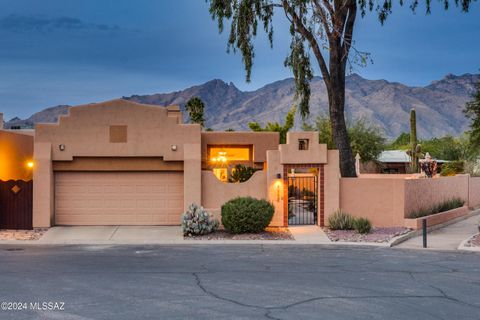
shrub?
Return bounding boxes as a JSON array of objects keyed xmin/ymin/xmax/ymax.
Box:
[
  {"xmin": 182, "ymin": 204, "xmax": 219, "ymax": 236},
  {"xmin": 327, "ymin": 210, "xmax": 355, "ymax": 230},
  {"xmin": 408, "ymin": 198, "xmax": 465, "ymax": 219},
  {"xmin": 354, "ymin": 217, "xmax": 372, "ymax": 234},
  {"xmin": 221, "ymin": 197, "xmax": 274, "ymax": 233},
  {"xmin": 229, "ymin": 164, "xmax": 257, "ymax": 183},
  {"xmin": 440, "ymin": 161, "xmax": 464, "ymax": 176}
]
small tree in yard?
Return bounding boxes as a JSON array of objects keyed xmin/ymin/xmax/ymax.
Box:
[
  {"xmin": 185, "ymin": 97, "xmax": 205, "ymax": 127},
  {"xmin": 249, "ymin": 106, "xmax": 296, "ymax": 143},
  {"xmin": 207, "ymin": 0, "xmax": 473, "ymax": 177},
  {"xmin": 465, "ymin": 80, "xmax": 480, "ymax": 147}
]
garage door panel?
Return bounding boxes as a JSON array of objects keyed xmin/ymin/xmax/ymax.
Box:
[{"xmin": 55, "ymin": 172, "xmax": 184, "ymax": 225}]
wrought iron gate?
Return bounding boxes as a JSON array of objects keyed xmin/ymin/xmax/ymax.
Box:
[{"xmin": 287, "ymin": 176, "xmax": 318, "ymax": 225}]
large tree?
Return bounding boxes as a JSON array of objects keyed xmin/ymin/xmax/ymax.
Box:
[
  {"xmin": 465, "ymin": 80, "xmax": 480, "ymax": 147},
  {"xmin": 207, "ymin": 0, "xmax": 472, "ymax": 177}
]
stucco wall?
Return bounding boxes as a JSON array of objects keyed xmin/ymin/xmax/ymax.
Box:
[
  {"xmin": 324, "ymin": 150, "xmax": 340, "ymax": 223},
  {"xmin": 340, "ymin": 177, "xmax": 406, "ymax": 227},
  {"xmin": 468, "ymin": 177, "xmax": 480, "ymax": 208},
  {"xmin": 279, "ymin": 132, "xmax": 327, "ymax": 164},
  {"xmin": 0, "ymin": 130, "xmax": 34, "ymax": 181},
  {"xmin": 201, "ymin": 170, "xmax": 267, "ymax": 221},
  {"xmin": 404, "ymin": 175, "xmax": 469, "ymax": 217}
]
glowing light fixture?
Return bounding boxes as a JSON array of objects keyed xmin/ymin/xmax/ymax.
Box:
[{"xmin": 27, "ymin": 161, "xmax": 34, "ymax": 169}]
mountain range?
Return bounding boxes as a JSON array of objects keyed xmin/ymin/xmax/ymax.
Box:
[{"xmin": 4, "ymin": 73, "xmax": 479, "ymax": 139}]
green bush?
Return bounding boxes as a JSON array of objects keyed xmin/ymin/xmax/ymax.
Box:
[
  {"xmin": 182, "ymin": 204, "xmax": 219, "ymax": 236},
  {"xmin": 440, "ymin": 161, "xmax": 464, "ymax": 176},
  {"xmin": 408, "ymin": 198, "xmax": 465, "ymax": 219},
  {"xmin": 354, "ymin": 217, "xmax": 372, "ymax": 234},
  {"xmin": 221, "ymin": 197, "xmax": 274, "ymax": 234},
  {"xmin": 229, "ymin": 164, "xmax": 257, "ymax": 183},
  {"xmin": 327, "ymin": 210, "xmax": 355, "ymax": 230}
]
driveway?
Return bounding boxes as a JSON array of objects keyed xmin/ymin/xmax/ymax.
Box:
[{"xmin": 0, "ymin": 245, "xmax": 479, "ymax": 319}]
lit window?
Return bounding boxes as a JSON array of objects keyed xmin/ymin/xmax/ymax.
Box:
[{"xmin": 208, "ymin": 146, "xmax": 251, "ymax": 162}]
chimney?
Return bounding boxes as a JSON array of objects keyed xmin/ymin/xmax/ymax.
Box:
[
  {"xmin": 166, "ymin": 105, "xmax": 183, "ymax": 124},
  {"xmin": 0, "ymin": 112, "xmax": 3, "ymax": 129}
]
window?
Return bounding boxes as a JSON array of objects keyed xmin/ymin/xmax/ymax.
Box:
[
  {"xmin": 208, "ymin": 146, "xmax": 252, "ymax": 162},
  {"xmin": 298, "ymin": 139, "xmax": 309, "ymax": 150}
]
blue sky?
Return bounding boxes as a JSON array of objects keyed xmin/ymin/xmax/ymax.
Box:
[{"xmin": 0, "ymin": 0, "xmax": 479, "ymax": 120}]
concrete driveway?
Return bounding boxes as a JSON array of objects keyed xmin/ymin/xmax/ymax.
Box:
[
  {"xmin": 38, "ymin": 226, "xmax": 184, "ymax": 244},
  {"xmin": 0, "ymin": 245, "xmax": 479, "ymax": 319}
]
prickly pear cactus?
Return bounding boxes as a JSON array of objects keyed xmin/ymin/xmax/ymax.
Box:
[{"xmin": 181, "ymin": 204, "xmax": 219, "ymax": 236}]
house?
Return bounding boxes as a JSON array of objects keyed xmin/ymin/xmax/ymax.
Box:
[{"xmin": 0, "ymin": 99, "xmax": 340, "ymax": 228}]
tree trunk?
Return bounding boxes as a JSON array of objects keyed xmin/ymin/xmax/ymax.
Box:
[{"xmin": 327, "ymin": 38, "xmax": 357, "ymax": 177}]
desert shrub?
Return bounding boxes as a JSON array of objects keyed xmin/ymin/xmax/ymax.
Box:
[
  {"xmin": 229, "ymin": 164, "xmax": 257, "ymax": 183},
  {"xmin": 327, "ymin": 210, "xmax": 355, "ymax": 230},
  {"xmin": 221, "ymin": 197, "xmax": 274, "ymax": 233},
  {"xmin": 182, "ymin": 204, "xmax": 219, "ymax": 236},
  {"xmin": 464, "ymin": 160, "xmax": 480, "ymax": 177},
  {"xmin": 440, "ymin": 161, "xmax": 464, "ymax": 176},
  {"xmin": 408, "ymin": 198, "xmax": 465, "ymax": 219},
  {"xmin": 354, "ymin": 217, "xmax": 372, "ymax": 234}
]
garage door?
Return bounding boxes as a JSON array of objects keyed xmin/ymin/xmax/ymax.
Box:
[{"xmin": 55, "ymin": 172, "xmax": 184, "ymax": 225}]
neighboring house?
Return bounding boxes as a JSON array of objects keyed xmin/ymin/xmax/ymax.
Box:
[
  {"xmin": 367, "ymin": 150, "xmax": 447, "ymax": 174},
  {"xmin": 1, "ymin": 99, "xmax": 340, "ymax": 228}
]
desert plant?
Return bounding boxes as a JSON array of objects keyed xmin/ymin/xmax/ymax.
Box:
[
  {"xmin": 406, "ymin": 109, "xmax": 424, "ymax": 173},
  {"xmin": 464, "ymin": 160, "xmax": 480, "ymax": 177},
  {"xmin": 327, "ymin": 210, "xmax": 355, "ymax": 230},
  {"xmin": 408, "ymin": 198, "xmax": 465, "ymax": 219},
  {"xmin": 221, "ymin": 197, "xmax": 274, "ymax": 234},
  {"xmin": 354, "ymin": 217, "xmax": 372, "ymax": 234},
  {"xmin": 440, "ymin": 161, "xmax": 464, "ymax": 176},
  {"xmin": 229, "ymin": 164, "xmax": 257, "ymax": 183},
  {"xmin": 181, "ymin": 204, "xmax": 219, "ymax": 236}
]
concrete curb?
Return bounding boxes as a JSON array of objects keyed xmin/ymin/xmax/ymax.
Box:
[{"xmin": 458, "ymin": 233, "xmax": 480, "ymax": 252}]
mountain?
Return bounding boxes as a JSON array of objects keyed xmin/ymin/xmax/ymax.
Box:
[{"xmin": 5, "ymin": 73, "xmax": 479, "ymax": 139}]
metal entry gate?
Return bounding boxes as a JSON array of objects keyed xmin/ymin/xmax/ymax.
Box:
[{"xmin": 287, "ymin": 176, "xmax": 318, "ymax": 225}]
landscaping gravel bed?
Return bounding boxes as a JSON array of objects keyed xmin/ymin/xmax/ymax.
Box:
[
  {"xmin": 324, "ymin": 227, "xmax": 411, "ymax": 243},
  {"xmin": 0, "ymin": 228, "xmax": 48, "ymax": 241},
  {"xmin": 465, "ymin": 233, "xmax": 480, "ymax": 247},
  {"xmin": 184, "ymin": 228, "xmax": 294, "ymax": 240}
]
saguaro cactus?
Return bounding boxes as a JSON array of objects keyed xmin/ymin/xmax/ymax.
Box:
[{"xmin": 408, "ymin": 108, "xmax": 422, "ymax": 173}]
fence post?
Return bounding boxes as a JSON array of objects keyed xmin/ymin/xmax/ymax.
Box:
[{"xmin": 422, "ymin": 219, "xmax": 427, "ymax": 248}]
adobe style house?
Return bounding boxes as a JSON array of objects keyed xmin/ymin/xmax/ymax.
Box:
[
  {"xmin": 1, "ymin": 99, "xmax": 479, "ymax": 231},
  {"xmin": 24, "ymin": 99, "xmax": 339, "ymax": 228}
]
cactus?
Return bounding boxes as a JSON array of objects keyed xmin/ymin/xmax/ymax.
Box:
[
  {"xmin": 181, "ymin": 204, "xmax": 219, "ymax": 236},
  {"xmin": 407, "ymin": 109, "xmax": 423, "ymax": 173}
]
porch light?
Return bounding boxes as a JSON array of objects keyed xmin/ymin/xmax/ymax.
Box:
[{"xmin": 26, "ymin": 161, "xmax": 34, "ymax": 169}]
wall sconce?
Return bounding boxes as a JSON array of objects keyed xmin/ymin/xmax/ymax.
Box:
[
  {"xmin": 171, "ymin": 145, "xmax": 177, "ymax": 151},
  {"xmin": 59, "ymin": 144, "xmax": 65, "ymax": 151}
]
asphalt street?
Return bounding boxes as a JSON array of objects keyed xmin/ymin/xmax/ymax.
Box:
[{"xmin": 0, "ymin": 244, "xmax": 479, "ymax": 319}]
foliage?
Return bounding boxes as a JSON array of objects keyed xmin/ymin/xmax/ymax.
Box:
[
  {"xmin": 406, "ymin": 109, "xmax": 422, "ymax": 173},
  {"xmin": 311, "ymin": 115, "xmax": 385, "ymax": 162},
  {"xmin": 249, "ymin": 106, "xmax": 295, "ymax": 144},
  {"xmin": 207, "ymin": 0, "xmax": 472, "ymax": 177},
  {"xmin": 221, "ymin": 197, "xmax": 274, "ymax": 234},
  {"xmin": 354, "ymin": 217, "xmax": 372, "ymax": 234},
  {"xmin": 229, "ymin": 164, "xmax": 257, "ymax": 183},
  {"xmin": 464, "ymin": 80, "xmax": 480, "ymax": 146},
  {"xmin": 464, "ymin": 160, "xmax": 480, "ymax": 177},
  {"xmin": 182, "ymin": 204, "xmax": 219, "ymax": 236},
  {"xmin": 388, "ymin": 132, "xmax": 410, "ymax": 150},
  {"xmin": 327, "ymin": 210, "xmax": 355, "ymax": 230},
  {"xmin": 185, "ymin": 97, "xmax": 205, "ymax": 127},
  {"xmin": 225, "ymin": 128, "xmax": 235, "ymax": 131},
  {"xmin": 408, "ymin": 198, "xmax": 465, "ymax": 219},
  {"xmin": 440, "ymin": 161, "xmax": 464, "ymax": 176}
]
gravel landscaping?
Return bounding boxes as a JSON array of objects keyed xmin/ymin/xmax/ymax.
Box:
[
  {"xmin": 0, "ymin": 228, "xmax": 48, "ymax": 241},
  {"xmin": 324, "ymin": 227, "xmax": 412, "ymax": 243},
  {"xmin": 184, "ymin": 228, "xmax": 294, "ymax": 240},
  {"xmin": 465, "ymin": 233, "xmax": 480, "ymax": 247}
]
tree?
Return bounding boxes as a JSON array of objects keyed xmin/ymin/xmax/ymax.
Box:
[
  {"xmin": 465, "ymin": 80, "xmax": 480, "ymax": 147},
  {"xmin": 312, "ymin": 115, "xmax": 385, "ymax": 162},
  {"xmin": 207, "ymin": 0, "xmax": 472, "ymax": 177},
  {"xmin": 185, "ymin": 97, "xmax": 205, "ymax": 127},
  {"xmin": 249, "ymin": 106, "xmax": 296, "ymax": 143}
]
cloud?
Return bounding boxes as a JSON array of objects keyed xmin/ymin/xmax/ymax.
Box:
[{"xmin": 0, "ymin": 14, "xmax": 121, "ymax": 33}]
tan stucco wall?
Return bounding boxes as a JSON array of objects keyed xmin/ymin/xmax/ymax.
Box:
[
  {"xmin": 340, "ymin": 177, "xmax": 406, "ymax": 227},
  {"xmin": 324, "ymin": 150, "xmax": 340, "ymax": 223},
  {"xmin": 0, "ymin": 130, "xmax": 34, "ymax": 181},
  {"xmin": 279, "ymin": 132, "xmax": 327, "ymax": 164},
  {"xmin": 404, "ymin": 175, "xmax": 469, "ymax": 217},
  {"xmin": 33, "ymin": 142, "xmax": 54, "ymax": 227},
  {"xmin": 266, "ymin": 150, "xmax": 284, "ymax": 227},
  {"xmin": 52, "ymin": 157, "xmax": 183, "ymax": 171},
  {"xmin": 201, "ymin": 170, "xmax": 267, "ymax": 222},
  {"xmin": 469, "ymin": 177, "xmax": 480, "ymax": 208},
  {"xmin": 201, "ymin": 131, "xmax": 279, "ymax": 164}
]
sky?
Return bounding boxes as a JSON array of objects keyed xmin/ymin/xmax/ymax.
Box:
[{"xmin": 0, "ymin": 0, "xmax": 479, "ymax": 120}]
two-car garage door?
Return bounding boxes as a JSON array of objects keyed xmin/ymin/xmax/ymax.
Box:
[{"xmin": 54, "ymin": 172, "xmax": 184, "ymax": 225}]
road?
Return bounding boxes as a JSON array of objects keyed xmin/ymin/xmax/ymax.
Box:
[{"xmin": 0, "ymin": 244, "xmax": 479, "ymax": 319}]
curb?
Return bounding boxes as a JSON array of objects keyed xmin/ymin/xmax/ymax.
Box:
[{"xmin": 458, "ymin": 233, "xmax": 480, "ymax": 252}]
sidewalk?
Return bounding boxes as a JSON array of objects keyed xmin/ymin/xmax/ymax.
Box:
[{"xmin": 396, "ymin": 211, "xmax": 480, "ymax": 251}]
